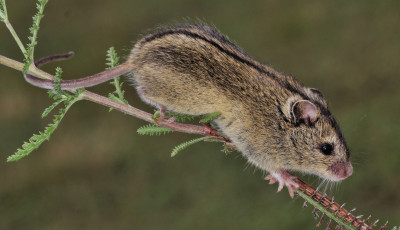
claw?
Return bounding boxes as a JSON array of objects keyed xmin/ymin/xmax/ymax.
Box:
[
  {"xmin": 264, "ymin": 175, "xmax": 277, "ymax": 184},
  {"xmin": 277, "ymin": 183, "xmax": 284, "ymax": 193},
  {"xmin": 166, "ymin": 116, "xmax": 175, "ymax": 123},
  {"xmin": 265, "ymin": 170, "xmax": 299, "ymax": 198}
]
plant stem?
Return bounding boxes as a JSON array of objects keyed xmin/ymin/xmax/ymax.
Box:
[
  {"xmin": 0, "ymin": 54, "xmax": 389, "ymax": 230},
  {"xmin": 0, "ymin": 54, "xmax": 53, "ymax": 80},
  {"xmin": 3, "ymin": 20, "xmax": 27, "ymax": 56},
  {"xmin": 295, "ymin": 178, "xmax": 370, "ymax": 230},
  {"xmin": 0, "ymin": 54, "xmax": 225, "ymax": 138},
  {"xmin": 0, "ymin": 54, "xmax": 24, "ymax": 71}
]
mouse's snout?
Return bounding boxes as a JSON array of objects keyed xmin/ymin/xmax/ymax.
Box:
[{"xmin": 328, "ymin": 161, "xmax": 353, "ymax": 181}]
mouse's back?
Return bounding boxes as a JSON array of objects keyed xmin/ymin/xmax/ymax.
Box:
[{"xmin": 128, "ymin": 24, "xmax": 352, "ymax": 183}]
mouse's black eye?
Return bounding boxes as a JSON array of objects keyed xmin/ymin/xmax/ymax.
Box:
[{"xmin": 319, "ymin": 143, "xmax": 333, "ymax": 155}]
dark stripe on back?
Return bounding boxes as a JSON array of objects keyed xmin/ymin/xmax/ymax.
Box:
[
  {"xmin": 142, "ymin": 27, "xmax": 346, "ymax": 143},
  {"xmin": 144, "ymin": 29, "xmax": 278, "ymax": 80},
  {"xmin": 143, "ymin": 28, "xmax": 316, "ymax": 103}
]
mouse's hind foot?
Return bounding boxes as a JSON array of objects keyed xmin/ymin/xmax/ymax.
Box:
[
  {"xmin": 265, "ymin": 170, "xmax": 299, "ymax": 198},
  {"xmin": 153, "ymin": 106, "xmax": 175, "ymax": 123}
]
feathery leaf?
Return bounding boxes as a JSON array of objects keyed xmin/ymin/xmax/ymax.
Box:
[
  {"xmin": 23, "ymin": 0, "xmax": 48, "ymax": 72},
  {"xmin": 166, "ymin": 112, "xmax": 199, "ymax": 123},
  {"xmin": 137, "ymin": 124, "xmax": 174, "ymax": 136},
  {"xmin": 7, "ymin": 90, "xmax": 82, "ymax": 162},
  {"xmin": 199, "ymin": 112, "xmax": 221, "ymax": 124},
  {"xmin": 171, "ymin": 137, "xmax": 209, "ymax": 157},
  {"xmin": 106, "ymin": 47, "xmax": 128, "ymax": 107},
  {"xmin": 53, "ymin": 67, "xmax": 63, "ymax": 95},
  {"xmin": 41, "ymin": 97, "xmax": 66, "ymax": 118}
]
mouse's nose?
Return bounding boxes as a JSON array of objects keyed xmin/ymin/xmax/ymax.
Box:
[
  {"xmin": 346, "ymin": 163, "xmax": 353, "ymax": 177},
  {"xmin": 328, "ymin": 161, "xmax": 353, "ymax": 179}
]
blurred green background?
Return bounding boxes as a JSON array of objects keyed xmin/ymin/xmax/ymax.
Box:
[{"xmin": 0, "ymin": 0, "xmax": 399, "ymax": 229}]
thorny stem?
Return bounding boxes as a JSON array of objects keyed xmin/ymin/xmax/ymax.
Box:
[
  {"xmin": 1, "ymin": 3, "xmax": 396, "ymax": 230},
  {"xmin": 296, "ymin": 178, "xmax": 369, "ymax": 230},
  {"xmin": 0, "ymin": 53, "xmax": 397, "ymax": 230},
  {"xmin": 1, "ymin": 53, "xmax": 397, "ymax": 230}
]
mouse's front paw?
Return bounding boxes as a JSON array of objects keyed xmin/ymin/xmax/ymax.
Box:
[{"xmin": 265, "ymin": 170, "xmax": 299, "ymax": 198}]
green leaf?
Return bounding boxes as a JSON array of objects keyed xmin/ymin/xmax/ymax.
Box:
[
  {"xmin": 221, "ymin": 144, "xmax": 232, "ymax": 155},
  {"xmin": 165, "ymin": 112, "xmax": 199, "ymax": 123},
  {"xmin": 106, "ymin": 47, "xmax": 128, "ymax": 106},
  {"xmin": 41, "ymin": 97, "xmax": 66, "ymax": 118},
  {"xmin": 53, "ymin": 67, "xmax": 63, "ymax": 95},
  {"xmin": 171, "ymin": 137, "xmax": 209, "ymax": 157},
  {"xmin": 137, "ymin": 124, "xmax": 174, "ymax": 136},
  {"xmin": 199, "ymin": 112, "xmax": 221, "ymax": 124},
  {"xmin": 7, "ymin": 91, "xmax": 82, "ymax": 162},
  {"xmin": 23, "ymin": 0, "xmax": 48, "ymax": 72},
  {"xmin": 106, "ymin": 47, "xmax": 120, "ymax": 69}
]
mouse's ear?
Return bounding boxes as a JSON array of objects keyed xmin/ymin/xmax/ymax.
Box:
[{"xmin": 291, "ymin": 100, "xmax": 319, "ymax": 126}]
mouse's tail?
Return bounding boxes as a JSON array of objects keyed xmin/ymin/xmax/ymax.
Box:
[{"xmin": 24, "ymin": 52, "xmax": 131, "ymax": 90}]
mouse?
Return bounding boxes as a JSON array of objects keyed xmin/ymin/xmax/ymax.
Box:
[{"xmin": 25, "ymin": 24, "xmax": 353, "ymax": 197}]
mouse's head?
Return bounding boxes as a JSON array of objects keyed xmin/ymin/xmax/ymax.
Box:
[{"xmin": 280, "ymin": 88, "xmax": 353, "ymax": 181}]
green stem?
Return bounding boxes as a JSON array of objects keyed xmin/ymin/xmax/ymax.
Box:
[
  {"xmin": 3, "ymin": 19, "xmax": 27, "ymax": 55},
  {"xmin": 0, "ymin": 54, "xmax": 53, "ymax": 80},
  {"xmin": 0, "ymin": 0, "xmax": 8, "ymax": 19}
]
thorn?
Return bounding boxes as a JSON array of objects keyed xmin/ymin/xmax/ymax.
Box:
[
  {"xmin": 311, "ymin": 189, "xmax": 318, "ymax": 198},
  {"xmin": 312, "ymin": 208, "xmax": 319, "ymax": 219},
  {"xmin": 335, "ymin": 203, "xmax": 346, "ymax": 217},
  {"xmin": 379, "ymin": 220, "xmax": 388, "ymax": 230},
  {"xmin": 344, "ymin": 208, "xmax": 356, "ymax": 219},
  {"xmin": 368, "ymin": 219, "xmax": 379, "ymax": 230},
  {"xmin": 359, "ymin": 215, "xmax": 370, "ymax": 228},
  {"xmin": 352, "ymin": 215, "xmax": 363, "ymax": 226},
  {"xmin": 318, "ymin": 193, "xmax": 327, "ymax": 204},
  {"xmin": 328, "ymin": 197, "xmax": 335, "ymax": 209},
  {"xmin": 325, "ymin": 219, "xmax": 332, "ymax": 230},
  {"xmin": 317, "ymin": 213, "xmax": 325, "ymax": 227},
  {"xmin": 303, "ymin": 201, "xmax": 308, "ymax": 208}
]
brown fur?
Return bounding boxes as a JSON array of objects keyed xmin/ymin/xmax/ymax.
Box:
[{"xmin": 128, "ymin": 24, "xmax": 353, "ymax": 181}]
